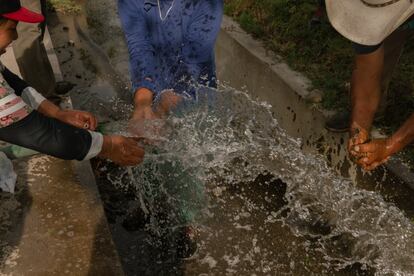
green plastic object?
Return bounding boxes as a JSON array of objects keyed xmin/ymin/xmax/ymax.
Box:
[{"xmin": 0, "ymin": 144, "xmax": 39, "ymax": 160}]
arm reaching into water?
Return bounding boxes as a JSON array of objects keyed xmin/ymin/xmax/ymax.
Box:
[
  {"xmin": 0, "ymin": 67, "xmax": 144, "ymax": 166},
  {"xmin": 118, "ymin": 0, "xmax": 223, "ymax": 122},
  {"xmin": 348, "ymin": 46, "xmax": 384, "ymax": 162},
  {"xmin": 348, "ymin": 45, "xmax": 414, "ymax": 170},
  {"xmin": 118, "ymin": 0, "xmax": 160, "ymax": 122}
]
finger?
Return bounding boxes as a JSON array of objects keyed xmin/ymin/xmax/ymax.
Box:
[
  {"xmin": 129, "ymin": 136, "xmax": 147, "ymax": 143},
  {"xmin": 91, "ymin": 115, "xmax": 98, "ymax": 130},
  {"xmin": 350, "ymin": 134, "xmax": 364, "ymax": 146},
  {"xmin": 348, "ymin": 139, "xmax": 360, "ymax": 153},
  {"xmin": 356, "ymin": 157, "xmax": 369, "ymax": 167},
  {"xmin": 357, "ymin": 152, "xmax": 378, "ymax": 166},
  {"xmin": 355, "ymin": 143, "xmax": 376, "ymax": 153},
  {"xmin": 130, "ymin": 135, "xmax": 161, "ymax": 146},
  {"xmin": 71, "ymin": 119, "xmax": 86, "ymax": 129},
  {"xmin": 121, "ymin": 151, "xmax": 144, "ymax": 166},
  {"xmin": 82, "ymin": 113, "xmax": 97, "ymax": 130},
  {"xmin": 349, "ymin": 149, "xmax": 364, "ymax": 158},
  {"xmin": 72, "ymin": 113, "xmax": 91, "ymax": 129},
  {"xmin": 129, "ymin": 146, "xmax": 145, "ymax": 158},
  {"xmin": 125, "ymin": 139, "xmax": 146, "ymax": 155},
  {"xmin": 80, "ymin": 113, "xmax": 97, "ymax": 130},
  {"xmin": 354, "ymin": 151, "xmax": 373, "ymax": 165}
]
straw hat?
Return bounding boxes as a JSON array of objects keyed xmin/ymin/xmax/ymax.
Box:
[{"xmin": 325, "ymin": 0, "xmax": 414, "ymax": 45}]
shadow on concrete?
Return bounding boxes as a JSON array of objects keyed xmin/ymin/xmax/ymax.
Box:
[
  {"xmin": 87, "ymin": 217, "xmax": 125, "ymax": 276},
  {"xmin": 0, "ymin": 158, "xmax": 32, "ymax": 273}
]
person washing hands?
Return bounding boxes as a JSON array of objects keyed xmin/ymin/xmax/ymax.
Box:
[
  {"xmin": 0, "ymin": 0, "xmax": 144, "ymax": 166},
  {"xmin": 325, "ymin": 0, "xmax": 414, "ymax": 171}
]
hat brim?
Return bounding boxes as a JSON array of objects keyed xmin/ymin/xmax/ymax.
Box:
[
  {"xmin": 3, "ymin": 7, "xmax": 44, "ymax": 23},
  {"xmin": 326, "ymin": 0, "xmax": 414, "ymax": 45}
]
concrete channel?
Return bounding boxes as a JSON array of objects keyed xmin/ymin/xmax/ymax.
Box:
[
  {"xmin": 0, "ymin": 4, "xmax": 413, "ymax": 275},
  {"xmin": 215, "ymin": 16, "xmax": 414, "ymax": 217},
  {"xmin": 217, "ymin": 16, "xmax": 414, "ymax": 191}
]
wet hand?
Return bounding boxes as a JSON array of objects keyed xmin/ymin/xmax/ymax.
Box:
[
  {"xmin": 155, "ymin": 90, "xmax": 183, "ymax": 115},
  {"xmin": 348, "ymin": 122, "xmax": 370, "ymax": 158},
  {"xmin": 352, "ymin": 138, "xmax": 392, "ymax": 171},
  {"xmin": 55, "ymin": 110, "xmax": 98, "ymax": 130},
  {"xmin": 128, "ymin": 106, "xmax": 165, "ymax": 144},
  {"xmin": 100, "ymin": 135, "xmax": 145, "ymax": 166}
]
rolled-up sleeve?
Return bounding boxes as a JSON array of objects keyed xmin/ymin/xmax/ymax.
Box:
[{"xmin": 118, "ymin": 0, "xmax": 158, "ymax": 96}]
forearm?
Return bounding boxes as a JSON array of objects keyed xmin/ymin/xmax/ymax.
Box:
[
  {"xmin": 387, "ymin": 113, "xmax": 414, "ymax": 155},
  {"xmin": 351, "ymin": 78, "xmax": 381, "ymax": 131},
  {"xmin": 118, "ymin": 0, "xmax": 158, "ymax": 98},
  {"xmin": 0, "ymin": 111, "xmax": 97, "ymax": 161},
  {"xmin": 350, "ymin": 47, "xmax": 384, "ymax": 131},
  {"xmin": 37, "ymin": 99, "xmax": 60, "ymax": 118},
  {"xmin": 18, "ymin": 86, "xmax": 63, "ymax": 121}
]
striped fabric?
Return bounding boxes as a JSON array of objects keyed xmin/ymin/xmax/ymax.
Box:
[{"xmin": 0, "ymin": 62, "xmax": 32, "ymax": 128}]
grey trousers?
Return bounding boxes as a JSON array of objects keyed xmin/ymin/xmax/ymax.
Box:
[{"xmin": 12, "ymin": 0, "xmax": 56, "ymax": 97}]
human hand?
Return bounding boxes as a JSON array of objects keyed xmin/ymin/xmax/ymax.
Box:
[
  {"xmin": 155, "ymin": 90, "xmax": 183, "ymax": 115},
  {"xmin": 352, "ymin": 138, "xmax": 392, "ymax": 171},
  {"xmin": 128, "ymin": 105, "xmax": 164, "ymax": 142},
  {"xmin": 99, "ymin": 135, "xmax": 145, "ymax": 166},
  {"xmin": 348, "ymin": 121, "xmax": 370, "ymax": 158},
  {"xmin": 55, "ymin": 109, "xmax": 98, "ymax": 130}
]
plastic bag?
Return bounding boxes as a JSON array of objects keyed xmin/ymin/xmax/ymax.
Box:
[{"xmin": 0, "ymin": 152, "xmax": 17, "ymax": 193}]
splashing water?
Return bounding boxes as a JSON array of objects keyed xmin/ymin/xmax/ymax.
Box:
[{"xmin": 102, "ymin": 87, "xmax": 414, "ymax": 275}]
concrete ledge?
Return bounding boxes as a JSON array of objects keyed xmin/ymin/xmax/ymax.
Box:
[{"xmin": 0, "ymin": 21, "xmax": 124, "ymax": 274}]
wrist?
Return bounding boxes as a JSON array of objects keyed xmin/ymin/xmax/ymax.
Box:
[
  {"xmin": 39, "ymin": 100, "xmax": 61, "ymax": 118},
  {"xmin": 386, "ymin": 135, "xmax": 403, "ymax": 156},
  {"xmin": 99, "ymin": 136, "xmax": 113, "ymax": 159}
]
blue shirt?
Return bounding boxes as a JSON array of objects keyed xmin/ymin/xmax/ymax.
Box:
[{"xmin": 118, "ymin": 0, "xmax": 223, "ymax": 99}]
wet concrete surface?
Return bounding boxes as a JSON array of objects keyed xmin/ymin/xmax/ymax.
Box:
[
  {"xmin": 91, "ymin": 160, "xmax": 377, "ymax": 276},
  {"xmin": 43, "ymin": 2, "xmax": 414, "ymax": 275},
  {"xmin": 0, "ymin": 156, "xmax": 123, "ymax": 275}
]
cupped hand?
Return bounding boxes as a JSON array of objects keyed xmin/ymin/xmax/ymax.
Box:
[
  {"xmin": 348, "ymin": 122, "xmax": 370, "ymax": 158},
  {"xmin": 100, "ymin": 135, "xmax": 145, "ymax": 166},
  {"xmin": 55, "ymin": 109, "xmax": 98, "ymax": 130},
  {"xmin": 352, "ymin": 138, "xmax": 392, "ymax": 171}
]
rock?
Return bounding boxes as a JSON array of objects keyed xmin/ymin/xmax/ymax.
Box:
[{"xmin": 306, "ymin": 89, "xmax": 323, "ymax": 103}]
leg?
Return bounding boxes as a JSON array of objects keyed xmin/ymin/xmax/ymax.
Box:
[
  {"xmin": 325, "ymin": 27, "xmax": 413, "ymax": 132},
  {"xmin": 378, "ymin": 27, "xmax": 414, "ymax": 115},
  {"xmin": 12, "ymin": 0, "xmax": 56, "ymax": 98}
]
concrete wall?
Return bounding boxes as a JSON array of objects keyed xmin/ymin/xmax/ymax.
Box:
[{"xmin": 216, "ymin": 16, "xmax": 353, "ymax": 178}]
